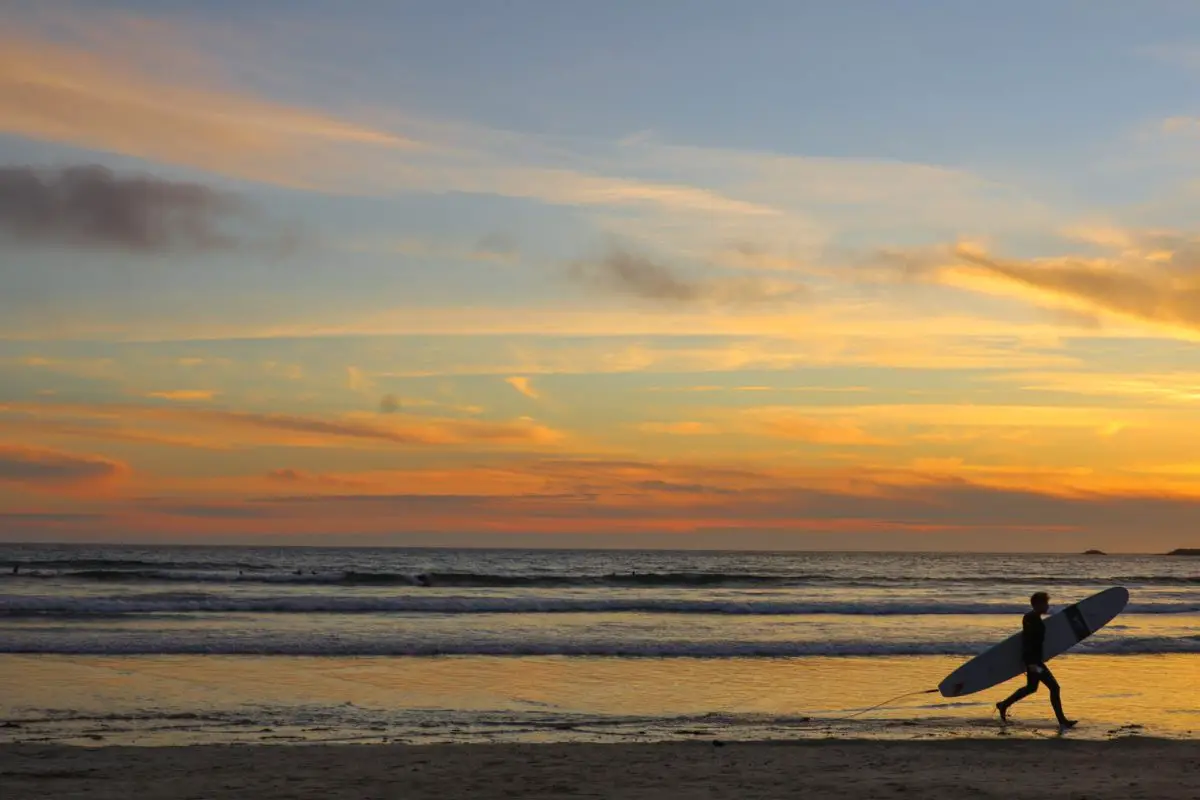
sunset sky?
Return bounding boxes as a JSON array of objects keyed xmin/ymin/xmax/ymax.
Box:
[{"xmin": 4, "ymin": 1, "xmax": 1200, "ymax": 551}]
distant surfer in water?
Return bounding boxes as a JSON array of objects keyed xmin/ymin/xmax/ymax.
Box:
[{"xmin": 996, "ymin": 591, "xmax": 1077, "ymax": 728}]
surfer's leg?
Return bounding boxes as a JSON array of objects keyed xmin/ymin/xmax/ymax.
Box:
[
  {"xmin": 1041, "ymin": 667, "xmax": 1074, "ymax": 726},
  {"xmin": 998, "ymin": 668, "xmax": 1040, "ymax": 715}
]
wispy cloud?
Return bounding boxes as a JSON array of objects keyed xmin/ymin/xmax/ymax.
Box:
[
  {"xmin": 144, "ymin": 390, "xmax": 216, "ymax": 402},
  {"xmin": 0, "ymin": 18, "xmax": 418, "ymax": 192},
  {"xmin": 854, "ymin": 229, "xmax": 1200, "ymax": 339},
  {"xmin": 14, "ymin": 355, "xmax": 118, "ymax": 379},
  {"xmin": 716, "ymin": 242, "xmax": 809, "ymax": 272},
  {"xmin": 569, "ymin": 247, "xmax": 807, "ymax": 305},
  {"xmin": 0, "ymin": 10, "xmax": 778, "ymax": 223},
  {"xmin": 1163, "ymin": 116, "xmax": 1200, "ymax": 135},
  {"xmin": 265, "ymin": 468, "xmax": 370, "ymax": 489},
  {"xmin": 637, "ymin": 421, "xmax": 720, "ymax": 436},
  {"xmin": 505, "ymin": 376, "xmax": 539, "ymax": 400},
  {"xmin": 947, "ymin": 239, "xmax": 1200, "ymax": 335},
  {"xmin": 0, "ymin": 402, "xmax": 564, "ymax": 451},
  {"xmin": 350, "ymin": 235, "xmax": 522, "ymax": 265},
  {"xmin": 473, "ymin": 232, "xmax": 520, "ymax": 262},
  {"xmin": 346, "ymin": 366, "xmax": 374, "ymax": 394},
  {"xmin": 1141, "ymin": 42, "xmax": 1200, "ymax": 73},
  {"xmin": 0, "ymin": 6, "xmax": 1042, "ymax": 264},
  {"xmin": 990, "ymin": 370, "xmax": 1200, "ymax": 405},
  {"xmin": 744, "ymin": 411, "xmax": 893, "ymax": 446},
  {"xmin": 171, "ymin": 407, "xmax": 564, "ymax": 448}
]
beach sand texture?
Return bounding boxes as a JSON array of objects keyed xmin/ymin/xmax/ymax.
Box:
[{"xmin": 2, "ymin": 739, "xmax": 1195, "ymax": 800}]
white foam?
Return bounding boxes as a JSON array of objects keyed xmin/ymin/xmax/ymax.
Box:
[
  {"xmin": 0, "ymin": 635, "xmax": 1194, "ymax": 657},
  {"xmin": 3, "ymin": 594, "xmax": 1197, "ymax": 617}
]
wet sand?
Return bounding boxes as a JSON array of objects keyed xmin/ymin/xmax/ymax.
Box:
[{"xmin": 1, "ymin": 738, "xmax": 1193, "ymax": 799}]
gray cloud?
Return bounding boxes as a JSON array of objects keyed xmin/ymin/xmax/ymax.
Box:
[
  {"xmin": 474, "ymin": 232, "xmax": 520, "ymax": 259},
  {"xmin": 630, "ymin": 479, "xmax": 739, "ymax": 495},
  {"xmin": 863, "ymin": 233, "xmax": 1200, "ymax": 332},
  {"xmin": 954, "ymin": 244, "xmax": 1200, "ymax": 330},
  {"xmin": 570, "ymin": 247, "xmax": 807, "ymax": 305},
  {"xmin": 0, "ymin": 164, "xmax": 245, "ymax": 252},
  {"xmin": 572, "ymin": 248, "xmax": 698, "ymax": 300},
  {"xmin": 237, "ymin": 477, "xmax": 1200, "ymax": 545},
  {"xmin": 0, "ymin": 444, "xmax": 126, "ymax": 487},
  {"xmin": 379, "ymin": 394, "xmax": 401, "ymax": 414},
  {"xmin": 265, "ymin": 468, "xmax": 368, "ymax": 488},
  {"xmin": 145, "ymin": 502, "xmax": 276, "ymax": 519}
]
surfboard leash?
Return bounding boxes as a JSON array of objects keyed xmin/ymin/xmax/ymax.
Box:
[{"xmin": 824, "ymin": 688, "xmax": 939, "ymax": 721}]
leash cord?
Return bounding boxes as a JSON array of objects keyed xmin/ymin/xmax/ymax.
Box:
[{"xmin": 823, "ymin": 688, "xmax": 940, "ymax": 721}]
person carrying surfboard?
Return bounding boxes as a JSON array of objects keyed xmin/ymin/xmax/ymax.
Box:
[{"xmin": 996, "ymin": 592, "xmax": 1077, "ymax": 728}]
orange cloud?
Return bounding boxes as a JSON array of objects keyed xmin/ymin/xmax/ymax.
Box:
[
  {"xmin": 16, "ymin": 355, "xmax": 117, "ymax": 378},
  {"xmin": 145, "ymin": 390, "xmax": 216, "ymax": 402},
  {"xmin": 8, "ymin": 452, "xmax": 1200, "ymax": 551},
  {"xmin": 747, "ymin": 411, "xmax": 892, "ymax": 446},
  {"xmin": 0, "ymin": 443, "xmax": 127, "ymax": 491},
  {"xmin": 265, "ymin": 468, "xmax": 371, "ymax": 489},
  {"xmin": 881, "ymin": 238, "xmax": 1200, "ymax": 340},
  {"xmin": 0, "ymin": 414, "xmax": 229, "ymax": 451},
  {"xmin": 505, "ymin": 376, "xmax": 539, "ymax": 400},
  {"xmin": 0, "ymin": 402, "xmax": 563, "ymax": 451},
  {"xmin": 197, "ymin": 409, "xmax": 561, "ymax": 446},
  {"xmin": 92, "ymin": 460, "xmax": 1200, "ymax": 551},
  {"xmin": 991, "ymin": 371, "xmax": 1200, "ymax": 405},
  {"xmin": 345, "ymin": 366, "xmax": 374, "ymax": 394},
  {"xmin": 256, "ymin": 465, "xmax": 548, "ymax": 497},
  {"xmin": 638, "ymin": 421, "xmax": 721, "ymax": 435}
]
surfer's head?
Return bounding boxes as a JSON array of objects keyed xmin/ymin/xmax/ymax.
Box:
[{"xmin": 1030, "ymin": 591, "xmax": 1050, "ymax": 613}]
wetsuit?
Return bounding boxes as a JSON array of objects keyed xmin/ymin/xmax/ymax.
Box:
[{"xmin": 998, "ymin": 610, "xmax": 1069, "ymax": 724}]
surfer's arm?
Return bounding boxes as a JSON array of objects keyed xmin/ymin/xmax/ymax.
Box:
[{"xmin": 1020, "ymin": 613, "xmax": 1046, "ymax": 665}]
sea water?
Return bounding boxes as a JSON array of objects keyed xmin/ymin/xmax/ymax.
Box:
[{"xmin": 1, "ymin": 545, "xmax": 1196, "ymax": 744}]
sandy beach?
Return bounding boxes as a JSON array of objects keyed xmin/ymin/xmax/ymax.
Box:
[{"xmin": 2, "ymin": 739, "xmax": 1194, "ymax": 799}]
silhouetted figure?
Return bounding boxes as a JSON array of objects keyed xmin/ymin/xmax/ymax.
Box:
[
  {"xmin": 10, "ymin": 564, "xmax": 17, "ymax": 575},
  {"xmin": 997, "ymin": 591, "xmax": 1077, "ymax": 729}
]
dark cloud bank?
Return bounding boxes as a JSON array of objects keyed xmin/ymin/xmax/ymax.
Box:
[{"xmin": 0, "ymin": 164, "xmax": 246, "ymax": 252}]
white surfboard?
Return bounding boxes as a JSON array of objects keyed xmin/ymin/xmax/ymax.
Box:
[{"xmin": 938, "ymin": 586, "xmax": 1129, "ymax": 698}]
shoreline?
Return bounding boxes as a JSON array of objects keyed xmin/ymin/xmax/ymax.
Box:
[
  {"xmin": 3, "ymin": 738, "xmax": 1192, "ymax": 799},
  {"xmin": 4, "ymin": 653, "xmax": 1196, "ymax": 746}
]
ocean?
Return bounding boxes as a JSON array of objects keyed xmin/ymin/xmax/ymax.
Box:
[{"xmin": 1, "ymin": 544, "xmax": 1197, "ymax": 745}]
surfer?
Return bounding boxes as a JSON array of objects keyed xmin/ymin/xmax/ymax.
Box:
[{"xmin": 996, "ymin": 592, "xmax": 1077, "ymax": 728}]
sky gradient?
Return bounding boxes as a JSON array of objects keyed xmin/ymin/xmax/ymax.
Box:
[{"xmin": 4, "ymin": 1, "xmax": 1200, "ymax": 551}]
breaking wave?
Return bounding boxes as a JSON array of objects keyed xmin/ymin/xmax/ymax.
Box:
[
  {"xmin": 3, "ymin": 594, "xmax": 1197, "ymax": 617},
  {"xmin": 0, "ymin": 635, "xmax": 1194, "ymax": 657},
  {"xmin": 5, "ymin": 568, "xmax": 1199, "ymax": 588}
]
